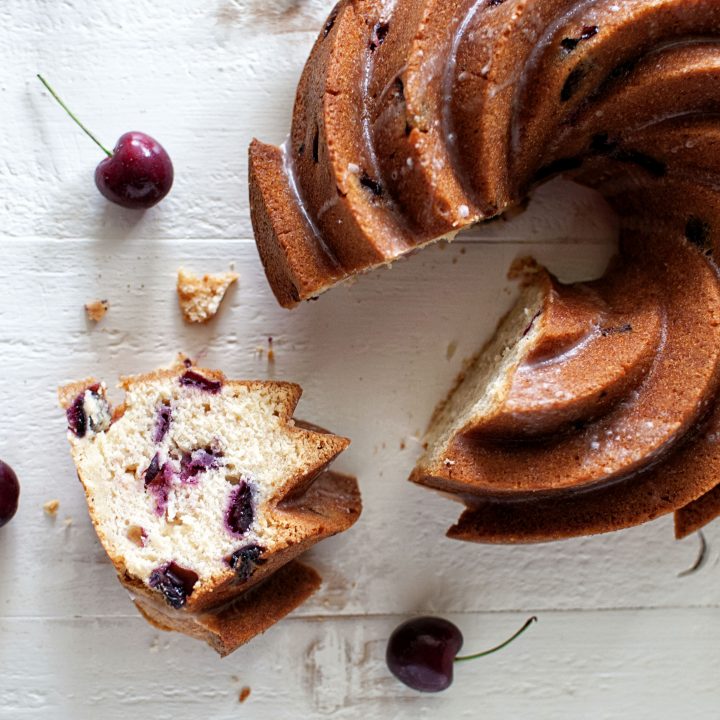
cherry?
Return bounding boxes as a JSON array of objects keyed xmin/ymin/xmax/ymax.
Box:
[
  {"xmin": 387, "ymin": 617, "xmax": 462, "ymax": 692},
  {"xmin": 37, "ymin": 75, "xmax": 173, "ymax": 209},
  {"xmin": 386, "ymin": 615, "xmax": 537, "ymax": 692},
  {"xmin": 94, "ymin": 132, "xmax": 174, "ymax": 209},
  {"xmin": 225, "ymin": 481, "xmax": 255, "ymax": 536},
  {"xmin": 148, "ymin": 562, "xmax": 199, "ymax": 609},
  {"xmin": 0, "ymin": 460, "xmax": 20, "ymax": 528}
]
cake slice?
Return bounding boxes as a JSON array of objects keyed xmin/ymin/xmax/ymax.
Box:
[{"xmin": 58, "ymin": 359, "xmax": 361, "ymax": 655}]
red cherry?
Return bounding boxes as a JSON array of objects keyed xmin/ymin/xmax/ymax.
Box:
[
  {"xmin": 95, "ymin": 132, "xmax": 173, "ymax": 209},
  {"xmin": 37, "ymin": 75, "xmax": 173, "ymax": 209},
  {"xmin": 386, "ymin": 617, "xmax": 463, "ymax": 692},
  {"xmin": 386, "ymin": 615, "xmax": 537, "ymax": 692},
  {"xmin": 0, "ymin": 460, "xmax": 20, "ymax": 528}
]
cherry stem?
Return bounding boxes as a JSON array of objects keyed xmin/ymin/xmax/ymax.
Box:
[
  {"xmin": 36, "ymin": 74, "xmax": 112, "ymax": 157},
  {"xmin": 454, "ymin": 616, "xmax": 537, "ymax": 663}
]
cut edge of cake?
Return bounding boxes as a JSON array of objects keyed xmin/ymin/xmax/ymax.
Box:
[{"xmin": 410, "ymin": 274, "xmax": 549, "ymax": 490}]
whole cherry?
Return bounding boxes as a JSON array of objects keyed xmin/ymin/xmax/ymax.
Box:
[
  {"xmin": 386, "ymin": 615, "xmax": 537, "ymax": 692},
  {"xmin": 0, "ymin": 460, "xmax": 20, "ymax": 528},
  {"xmin": 37, "ymin": 75, "xmax": 173, "ymax": 209}
]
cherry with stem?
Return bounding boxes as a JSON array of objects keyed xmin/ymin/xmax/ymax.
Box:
[
  {"xmin": 386, "ymin": 615, "xmax": 537, "ymax": 692},
  {"xmin": 37, "ymin": 74, "xmax": 173, "ymax": 209}
]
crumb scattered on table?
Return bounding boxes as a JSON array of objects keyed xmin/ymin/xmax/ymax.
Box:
[
  {"xmin": 256, "ymin": 337, "xmax": 277, "ymax": 363},
  {"xmin": 63, "ymin": 516, "xmax": 73, "ymax": 528},
  {"xmin": 43, "ymin": 499, "xmax": 60, "ymax": 517},
  {"xmin": 239, "ymin": 687, "xmax": 251, "ymax": 703},
  {"xmin": 85, "ymin": 299, "xmax": 109, "ymax": 322},
  {"xmin": 177, "ymin": 268, "xmax": 238, "ymax": 323},
  {"xmin": 446, "ymin": 340, "xmax": 458, "ymax": 360}
]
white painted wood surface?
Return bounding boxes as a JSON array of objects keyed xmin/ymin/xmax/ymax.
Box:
[{"xmin": 1, "ymin": 2, "xmax": 718, "ymax": 718}]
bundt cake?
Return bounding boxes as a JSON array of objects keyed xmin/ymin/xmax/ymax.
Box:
[
  {"xmin": 249, "ymin": 0, "xmax": 720, "ymax": 541},
  {"xmin": 58, "ymin": 359, "xmax": 361, "ymax": 654}
]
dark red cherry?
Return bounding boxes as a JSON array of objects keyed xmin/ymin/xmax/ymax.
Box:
[
  {"xmin": 386, "ymin": 616, "xmax": 537, "ymax": 692},
  {"xmin": 37, "ymin": 75, "xmax": 173, "ymax": 210},
  {"xmin": 225, "ymin": 481, "xmax": 255, "ymax": 536},
  {"xmin": 0, "ymin": 460, "xmax": 20, "ymax": 528},
  {"xmin": 94, "ymin": 132, "xmax": 173, "ymax": 209},
  {"xmin": 153, "ymin": 402, "xmax": 172, "ymax": 443},
  {"xmin": 386, "ymin": 617, "xmax": 463, "ymax": 692},
  {"xmin": 179, "ymin": 370, "xmax": 222, "ymax": 393},
  {"xmin": 226, "ymin": 544, "xmax": 266, "ymax": 582},
  {"xmin": 148, "ymin": 562, "xmax": 199, "ymax": 609}
]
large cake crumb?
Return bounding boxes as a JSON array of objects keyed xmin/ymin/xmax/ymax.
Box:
[
  {"xmin": 43, "ymin": 499, "xmax": 60, "ymax": 517},
  {"xmin": 177, "ymin": 268, "xmax": 238, "ymax": 323}
]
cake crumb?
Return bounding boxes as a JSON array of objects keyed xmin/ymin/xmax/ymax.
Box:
[
  {"xmin": 63, "ymin": 516, "xmax": 73, "ymax": 528},
  {"xmin": 267, "ymin": 337, "xmax": 275, "ymax": 364},
  {"xmin": 400, "ymin": 439, "xmax": 406, "ymax": 450},
  {"xmin": 446, "ymin": 340, "xmax": 458, "ymax": 360},
  {"xmin": 177, "ymin": 268, "xmax": 238, "ymax": 323},
  {"xmin": 85, "ymin": 299, "xmax": 109, "ymax": 322},
  {"xmin": 239, "ymin": 687, "xmax": 251, "ymax": 704},
  {"xmin": 43, "ymin": 499, "xmax": 60, "ymax": 517}
]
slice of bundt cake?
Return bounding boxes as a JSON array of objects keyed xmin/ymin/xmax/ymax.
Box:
[{"xmin": 58, "ymin": 359, "xmax": 361, "ymax": 655}]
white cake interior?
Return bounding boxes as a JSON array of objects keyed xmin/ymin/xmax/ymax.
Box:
[
  {"xmin": 418, "ymin": 280, "xmax": 547, "ymax": 470},
  {"xmin": 68, "ymin": 375, "xmax": 330, "ymax": 585}
]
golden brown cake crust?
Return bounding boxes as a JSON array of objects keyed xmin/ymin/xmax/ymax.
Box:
[
  {"xmin": 249, "ymin": 140, "xmax": 345, "ymax": 307},
  {"xmin": 134, "ymin": 560, "xmax": 321, "ymax": 656},
  {"xmin": 675, "ymin": 485, "xmax": 720, "ymax": 540}
]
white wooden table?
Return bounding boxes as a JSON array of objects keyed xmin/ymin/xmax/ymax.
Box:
[{"xmin": 2, "ymin": 2, "xmax": 718, "ymax": 718}]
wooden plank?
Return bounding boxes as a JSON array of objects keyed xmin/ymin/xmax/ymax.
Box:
[
  {"xmin": 2, "ymin": 1, "xmax": 719, "ymax": 717},
  {"xmin": 1, "ymin": 609, "xmax": 718, "ymax": 719}
]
